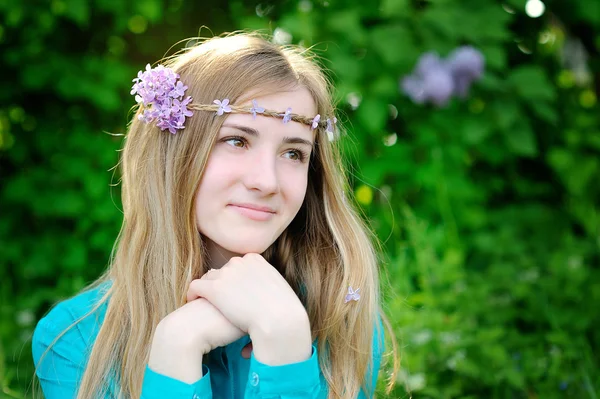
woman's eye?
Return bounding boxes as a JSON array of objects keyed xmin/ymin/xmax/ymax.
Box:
[
  {"xmin": 284, "ymin": 149, "xmax": 307, "ymax": 162},
  {"xmin": 225, "ymin": 137, "xmax": 246, "ymax": 148}
]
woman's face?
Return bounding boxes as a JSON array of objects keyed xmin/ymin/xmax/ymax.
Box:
[{"xmin": 195, "ymin": 86, "xmax": 317, "ymax": 266}]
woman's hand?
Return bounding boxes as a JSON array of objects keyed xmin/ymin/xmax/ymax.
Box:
[
  {"xmin": 187, "ymin": 253, "xmax": 312, "ymax": 365},
  {"xmin": 187, "ymin": 253, "xmax": 307, "ymax": 336},
  {"xmin": 148, "ymin": 296, "xmax": 245, "ymax": 383}
]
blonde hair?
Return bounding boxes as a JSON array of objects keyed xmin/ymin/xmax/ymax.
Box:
[{"xmin": 34, "ymin": 32, "xmax": 399, "ymax": 398}]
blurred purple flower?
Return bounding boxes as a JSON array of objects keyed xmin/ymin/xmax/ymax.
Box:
[
  {"xmin": 422, "ymin": 67, "xmax": 455, "ymax": 106},
  {"xmin": 446, "ymin": 46, "xmax": 485, "ymax": 98},
  {"xmin": 400, "ymin": 46, "xmax": 485, "ymax": 107},
  {"xmin": 400, "ymin": 76, "xmax": 427, "ymax": 104},
  {"xmin": 326, "ymin": 117, "xmax": 338, "ymax": 141},
  {"xmin": 446, "ymin": 46, "xmax": 485, "ymax": 80},
  {"xmin": 415, "ymin": 52, "xmax": 443, "ymax": 77}
]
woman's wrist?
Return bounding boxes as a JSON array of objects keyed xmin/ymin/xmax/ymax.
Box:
[
  {"xmin": 250, "ymin": 312, "xmax": 312, "ymax": 366},
  {"xmin": 148, "ymin": 322, "xmax": 205, "ymax": 383}
]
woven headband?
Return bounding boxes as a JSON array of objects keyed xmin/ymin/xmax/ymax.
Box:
[{"xmin": 131, "ymin": 64, "xmax": 338, "ymax": 140}]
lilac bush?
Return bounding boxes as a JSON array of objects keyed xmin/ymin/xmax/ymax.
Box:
[{"xmin": 400, "ymin": 46, "xmax": 485, "ymax": 107}]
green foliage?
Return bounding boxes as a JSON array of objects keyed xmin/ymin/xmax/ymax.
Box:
[{"xmin": 1, "ymin": 0, "xmax": 599, "ymax": 398}]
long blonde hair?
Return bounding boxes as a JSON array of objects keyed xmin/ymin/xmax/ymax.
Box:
[{"xmin": 35, "ymin": 32, "xmax": 399, "ymax": 398}]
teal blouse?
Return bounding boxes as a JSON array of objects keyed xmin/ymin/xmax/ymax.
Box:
[{"xmin": 32, "ymin": 283, "xmax": 383, "ymax": 398}]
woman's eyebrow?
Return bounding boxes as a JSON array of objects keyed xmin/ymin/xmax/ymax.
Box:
[{"xmin": 222, "ymin": 123, "xmax": 314, "ymax": 148}]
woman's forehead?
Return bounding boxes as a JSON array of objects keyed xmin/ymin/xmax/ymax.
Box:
[
  {"xmin": 238, "ymin": 86, "xmax": 318, "ymax": 119},
  {"xmin": 222, "ymin": 87, "xmax": 317, "ymax": 139}
]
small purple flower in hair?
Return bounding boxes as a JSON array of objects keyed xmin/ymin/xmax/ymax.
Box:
[
  {"xmin": 214, "ymin": 99, "xmax": 232, "ymax": 116},
  {"xmin": 325, "ymin": 117, "xmax": 336, "ymax": 133},
  {"xmin": 250, "ymin": 99, "xmax": 265, "ymax": 120},
  {"xmin": 311, "ymin": 114, "xmax": 321, "ymax": 130},
  {"xmin": 344, "ymin": 286, "xmax": 360, "ymax": 303},
  {"xmin": 326, "ymin": 117, "xmax": 337, "ymax": 141},
  {"xmin": 281, "ymin": 107, "xmax": 292, "ymax": 124}
]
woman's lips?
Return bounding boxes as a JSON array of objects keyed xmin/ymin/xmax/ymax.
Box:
[{"xmin": 228, "ymin": 204, "xmax": 276, "ymax": 221}]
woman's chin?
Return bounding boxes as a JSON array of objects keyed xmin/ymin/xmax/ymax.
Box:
[{"xmin": 221, "ymin": 239, "xmax": 272, "ymax": 256}]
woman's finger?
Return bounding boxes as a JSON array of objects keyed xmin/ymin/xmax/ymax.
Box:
[
  {"xmin": 186, "ymin": 279, "xmax": 214, "ymax": 302},
  {"xmin": 200, "ymin": 269, "xmax": 220, "ymax": 280}
]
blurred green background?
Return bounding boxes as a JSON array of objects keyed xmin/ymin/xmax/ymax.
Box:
[{"xmin": 1, "ymin": 0, "xmax": 599, "ymax": 398}]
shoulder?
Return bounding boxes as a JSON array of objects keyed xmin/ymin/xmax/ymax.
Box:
[{"xmin": 32, "ymin": 281, "xmax": 111, "ymax": 364}]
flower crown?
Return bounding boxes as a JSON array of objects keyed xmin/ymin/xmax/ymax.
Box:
[{"xmin": 131, "ymin": 64, "xmax": 338, "ymax": 140}]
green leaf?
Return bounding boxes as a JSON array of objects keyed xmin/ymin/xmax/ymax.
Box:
[
  {"xmin": 504, "ymin": 120, "xmax": 538, "ymax": 156},
  {"xmin": 574, "ymin": 0, "xmax": 600, "ymax": 24},
  {"xmin": 481, "ymin": 46, "xmax": 507, "ymax": 70},
  {"xmin": 64, "ymin": 0, "xmax": 90, "ymax": 26},
  {"xmin": 325, "ymin": 9, "xmax": 365, "ymax": 45},
  {"xmin": 135, "ymin": 0, "xmax": 162, "ymax": 23},
  {"xmin": 380, "ymin": 0, "xmax": 411, "ymax": 17},
  {"xmin": 356, "ymin": 98, "xmax": 388, "ymax": 134},
  {"xmin": 462, "ymin": 117, "xmax": 493, "ymax": 145},
  {"xmin": 507, "ymin": 66, "xmax": 556, "ymax": 102},
  {"xmin": 530, "ymin": 100, "xmax": 558, "ymax": 124},
  {"xmin": 371, "ymin": 75, "xmax": 400, "ymax": 98},
  {"xmin": 493, "ymin": 101, "xmax": 521, "ymax": 131},
  {"xmin": 370, "ymin": 24, "xmax": 417, "ymax": 68}
]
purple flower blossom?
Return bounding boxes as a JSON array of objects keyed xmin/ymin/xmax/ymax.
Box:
[
  {"xmin": 325, "ymin": 117, "xmax": 336, "ymax": 133},
  {"xmin": 250, "ymin": 99, "xmax": 265, "ymax": 119},
  {"xmin": 326, "ymin": 117, "xmax": 337, "ymax": 141},
  {"xmin": 400, "ymin": 46, "xmax": 485, "ymax": 107},
  {"xmin": 422, "ymin": 66, "xmax": 455, "ymax": 107},
  {"xmin": 281, "ymin": 107, "xmax": 292, "ymax": 123},
  {"xmin": 400, "ymin": 76, "xmax": 427, "ymax": 104},
  {"xmin": 214, "ymin": 99, "xmax": 232, "ymax": 116},
  {"xmin": 415, "ymin": 52, "xmax": 443, "ymax": 77},
  {"xmin": 311, "ymin": 114, "xmax": 321, "ymax": 129},
  {"xmin": 344, "ymin": 286, "xmax": 360, "ymax": 303},
  {"xmin": 130, "ymin": 63, "xmax": 194, "ymax": 134},
  {"xmin": 447, "ymin": 46, "xmax": 485, "ymax": 80},
  {"xmin": 446, "ymin": 46, "xmax": 485, "ymax": 98},
  {"xmin": 171, "ymin": 81, "xmax": 187, "ymax": 98}
]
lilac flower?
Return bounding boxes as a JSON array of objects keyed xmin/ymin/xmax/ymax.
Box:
[
  {"xmin": 446, "ymin": 46, "xmax": 484, "ymax": 80},
  {"xmin": 446, "ymin": 46, "xmax": 485, "ymax": 98},
  {"xmin": 344, "ymin": 286, "xmax": 360, "ymax": 303},
  {"xmin": 281, "ymin": 107, "xmax": 292, "ymax": 123},
  {"xmin": 325, "ymin": 117, "xmax": 336, "ymax": 133},
  {"xmin": 311, "ymin": 114, "xmax": 321, "ymax": 129},
  {"xmin": 250, "ymin": 99, "xmax": 265, "ymax": 119},
  {"xmin": 422, "ymin": 66, "xmax": 454, "ymax": 107},
  {"xmin": 326, "ymin": 117, "xmax": 337, "ymax": 141},
  {"xmin": 170, "ymin": 81, "xmax": 187, "ymax": 98},
  {"xmin": 415, "ymin": 52, "xmax": 443, "ymax": 77},
  {"xmin": 400, "ymin": 76, "xmax": 427, "ymax": 104},
  {"xmin": 214, "ymin": 99, "xmax": 232, "ymax": 116},
  {"xmin": 400, "ymin": 46, "xmax": 485, "ymax": 107},
  {"xmin": 130, "ymin": 63, "xmax": 194, "ymax": 134},
  {"xmin": 172, "ymin": 97, "xmax": 193, "ymax": 118}
]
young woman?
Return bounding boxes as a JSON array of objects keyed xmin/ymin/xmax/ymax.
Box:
[{"xmin": 32, "ymin": 32, "xmax": 398, "ymax": 398}]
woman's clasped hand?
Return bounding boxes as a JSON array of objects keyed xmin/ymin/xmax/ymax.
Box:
[{"xmin": 151, "ymin": 252, "xmax": 313, "ymax": 376}]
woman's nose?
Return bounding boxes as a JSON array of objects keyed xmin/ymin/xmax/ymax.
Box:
[{"xmin": 242, "ymin": 151, "xmax": 279, "ymax": 194}]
